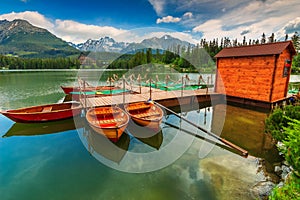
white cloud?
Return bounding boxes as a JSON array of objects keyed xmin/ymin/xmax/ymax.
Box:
[
  {"xmin": 0, "ymin": 11, "xmax": 54, "ymax": 30},
  {"xmin": 0, "ymin": 11, "xmax": 198, "ymax": 44},
  {"xmin": 156, "ymin": 12, "xmax": 193, "ymax": 24},
  {"xmin": 54, "ymin": 20, "xmax": 127, "ymax": 44},
  {"xmin": 156, "ymin": 15, "xmax": 181, "ymax": 24},
  {"xmin": 183, "ymin": 12, "xmax": 193, "ymax": 19},
  {"xmin": 281, "ymin": 17, "xmax": 300, "ymax": 34},
  {"xmin": 148, "ymin": 0, "xmax": 165, "ymax": 16},
  {"xmin": 276, "ymin": 17, "xmax": 300, "ymax": 40},
  {"xmin": 0, "ymin": 11, "xmax": 127, "ymax": 44},
  {"xmin": 192, "ymin": 0, "xmax": 300, "ymax": 41},
  {"xmin": 148, "ymin": 0, "xmax": 300, "ymax": 42}
]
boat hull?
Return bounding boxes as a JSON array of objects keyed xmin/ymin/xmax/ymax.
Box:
[
  {"xmin": 89, "ymin": 124, "xmax": 127, "ymax": 143},
  {"xmin": 86, "ymin": 106, "xmax": 129, "ymax": 142},
  {"xmin": 124, "ymin": 102, "xmax": 164, "ymax": 132},
  {"xmin": 130, "ymin": 115, "xmax": 162, "ymax": 131},
  {"xmin": 1, "ymin": 102, "xmax": 82, "ymax": 123},
  {"xmin": 61, "ymin": 86, "xmax": 117, "ymax": 94}
]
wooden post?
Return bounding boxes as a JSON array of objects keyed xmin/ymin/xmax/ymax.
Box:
[
  {"xmin": 83, "ymin": 80, "xmax": 87, "ymax": 110},
  {"xmin": 181, "ymin": 76, "xmax": 184, "ymax": 97},
  {"xmin": 149, "ymin": 78, "xmax": 152, "ymax": 100},
  {"xmin": 123, "ymin": 78, "xmax": 125, "ymax": 104},
  {"xmin": 138, "ymin": 74, "xmax": 141, "ymax": 94},
  {"xmin": 110, "ymin": 77, "xmax": 112, "ymax": 95}
]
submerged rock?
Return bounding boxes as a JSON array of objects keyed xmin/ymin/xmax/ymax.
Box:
[
  {"xmin": 250, "ymin": 181, "xmax": 275, "ymax": 200},
  {"xmin": 199, "ymin": 154, "xmax": 263, "ymax": 200}
]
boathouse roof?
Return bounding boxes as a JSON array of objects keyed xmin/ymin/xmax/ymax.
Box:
[{"xmin": 215, "ymin": 41, "xmax": 296, "ymax": 58}]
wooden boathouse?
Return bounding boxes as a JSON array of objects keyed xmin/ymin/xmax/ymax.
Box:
[{"xmin": 214, "ymin": 41, "xmax": 296, "ymax": 107}]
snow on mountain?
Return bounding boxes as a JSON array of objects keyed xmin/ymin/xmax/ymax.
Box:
[{"xmin": 71, "ymin": 35, "xmax": 193, "ymax": 53}]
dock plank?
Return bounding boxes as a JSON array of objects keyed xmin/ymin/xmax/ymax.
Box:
[{"xmin": 80, "ymin": 86, "xmax": 217, "ymax": 108}]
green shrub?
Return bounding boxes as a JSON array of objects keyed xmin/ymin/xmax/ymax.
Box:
[
  {"xmin": 265, "ymin": 105, "xmax": 300, "ymax": 141},
  {"xmin": 266, "ymin": 106, "xmax": 300, "ymax": 200},
  {"xmin": 281, "ymin": 119, "xmax": 300, "ymax": 176},
  {"xmin": 269, "ymin": 175, "xmax": 300, "ymax": 200}
]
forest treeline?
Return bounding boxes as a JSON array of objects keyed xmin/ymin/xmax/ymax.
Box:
[
  {"xmin": 0, "ymin": 55, "xmax": 81, "ymax": 69},
  {"xmin": 0, "ymin": 32, "xmax": 299, "ymax": 73}
]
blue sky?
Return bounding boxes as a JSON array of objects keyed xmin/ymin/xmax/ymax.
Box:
[{"xmin": 0, "ymin": 0, "xmax": 299, "ymax": 44}]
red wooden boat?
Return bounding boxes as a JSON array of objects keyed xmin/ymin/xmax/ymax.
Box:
[
  {"xmin": 124, "ymin": 101, "xmax": 164, "ymax": 131},
  {"xmin": 1, "ymin": 102, "xmax": 82, "ymax": 123},
  {"xmin": 61, "ymin": 86, "xmax": 117, "ymax": 94},
  {"xmin": 86, "ymin": 106, "xmax": 129, "ymax": 142}
]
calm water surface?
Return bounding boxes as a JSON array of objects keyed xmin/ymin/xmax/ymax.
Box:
[{"xmin": 0, "ymin": 71, "xmax": 281, "ymax": 200}]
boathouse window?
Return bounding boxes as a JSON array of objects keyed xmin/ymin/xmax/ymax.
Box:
[{"xmin": 283, "ymin": 59, "xmax": 291, "ymax": 77}]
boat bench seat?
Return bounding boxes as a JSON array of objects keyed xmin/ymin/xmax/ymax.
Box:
[
  {"xmin": 42, "ymin": 106, "xmax": 52, "ymax": 112},
  {"xmin": 134, "ymin": 112, "xmax": 160, "ymax": 118},
  {"xmin": 93, "ymin": 110, "xmax": 120, "ymax": 116},
  {"xmin": 127, "ymin": 105, "xmax": 151, "ymax": 111}
]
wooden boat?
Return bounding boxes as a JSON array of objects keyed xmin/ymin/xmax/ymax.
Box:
[
  {"xmin": 124, "ymin": 101, "xmax": 164, "ymax": 131},
  {"xmin": 1, "ymin": 102, "xmax": 82, "ymax": 123},
  {"xmin": 61, "ymin": 85, "xmax": 117, "ymax": 94},
  {"xmin": 86, "ymin": 106, "xmax": 129, "ymax": 142}
]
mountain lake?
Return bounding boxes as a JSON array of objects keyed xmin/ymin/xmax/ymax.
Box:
[{"xmin": 0, "ymin": 70, "xmax": 286, "ymax": 200}]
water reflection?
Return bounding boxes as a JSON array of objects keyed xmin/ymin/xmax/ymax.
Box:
[
  {"xmin": 126, "ymin": 120, "xmax": 163, "ymax": 150},
  {"xmin": 2, "ymin": 117, "xmax": 80, "ymax": 137},
  {"xmin": 211, "ymin": 104, "xmax": 282, "ymax": 172},
  {"xmin": 85, "ymin": 128, "xmax": 130, "ymax": 164}
]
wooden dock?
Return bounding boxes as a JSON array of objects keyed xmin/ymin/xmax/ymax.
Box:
[{"xmin": 80, "ymin": 86, "xmax": 220, "ymax": 108}]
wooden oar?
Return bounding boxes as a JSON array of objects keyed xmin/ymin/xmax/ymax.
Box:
[
  {"xmin": 162, "ymin": 121, "xmax": 246, "ymax": 156},
  {"xmin": 151, "ymin": 100, "xmax": 248, "ymax": 157}
]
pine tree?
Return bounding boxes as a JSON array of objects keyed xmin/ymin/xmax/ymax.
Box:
[
  {"xmin": 268, "ymin": 33, "xmax": 275, "ymax": 43},
  {"xmin": 146, "ymin": 48, "xmax": 152, "ymax": 64},
  {"xmin": 285, "ymin": 34, "xmax": 288, "ymax": 41},
  {"xmin": 261, "ymin": 33, "xmax": 266, "ymax": 44},
  {"xmin": 291, "ymin": 32, "xmax": 299, "ymax": 52},
  {"xmin": 243, "ymin": 36, "xmax": 246, "ymax": 45}
]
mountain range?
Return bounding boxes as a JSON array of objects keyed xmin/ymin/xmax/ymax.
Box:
[
  {"xmin": 0, "ymin": 19, "xmax": 193, "ymax": 58},
  {"xmin": 72, "ymin": 35, "xmax": 192, "ymax": 53}
]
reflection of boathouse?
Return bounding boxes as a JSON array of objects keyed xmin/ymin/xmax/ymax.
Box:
[
  {"xmin": 211, "ymin": 104, "xmax": 276, "ymax": 158},
  {"xmin": 215, "ymin": 41, "xmax": 296, "ymax": 104}
]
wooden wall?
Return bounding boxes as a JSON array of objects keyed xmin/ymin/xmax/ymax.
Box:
[
  {"xmin": 270, "ymin": 49, "xmax": 292, "ymax": 102},
  {"xmin": 215, "ymin": 56, "xmax": 275, "ymax": 102},
  {"xmin": 215, "ymin": 47, "xmax": 294, "ymax": 103}
]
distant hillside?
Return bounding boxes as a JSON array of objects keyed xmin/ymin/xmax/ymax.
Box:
[{"xmin": 0, "ymin": 19, "xmax": 79, "ymax": 58}]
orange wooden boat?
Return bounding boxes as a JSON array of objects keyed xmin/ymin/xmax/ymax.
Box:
[
  {"xmin": 86, "ymin": 106, "xmax": 129, "ymax": 142},
  {"xmin": 124, "ymin": 101, "xmax": 164, "ymax": 131},
  {"xmin": 1, "ymin": 102, "xmax": 82, "ymax": 123}
]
